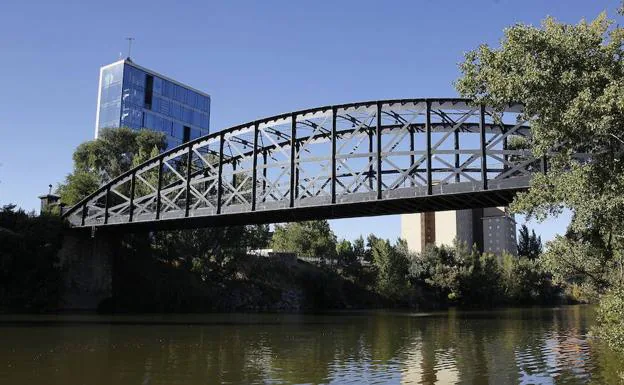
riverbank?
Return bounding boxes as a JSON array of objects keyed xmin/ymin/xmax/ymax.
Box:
[
  {"xmin": 1, "ymin": 206, "xmax": 566, "ymax": 314},
  {"xmin": 97, "ymin": 247, "xmax": 570, "ymax": 314},
  {"xmin": 102, "ymin": 252, "xmax": 389, "ymax": 313}
]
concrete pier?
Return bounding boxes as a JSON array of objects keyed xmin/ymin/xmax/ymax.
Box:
[{"xmin": 57, "ymin": 229, "xmax": 119, "ymax": 310}]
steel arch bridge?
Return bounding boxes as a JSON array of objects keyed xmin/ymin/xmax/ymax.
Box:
[{"xmin": 63, "ymin": 98, "xmax": 543, "ymax": 231}]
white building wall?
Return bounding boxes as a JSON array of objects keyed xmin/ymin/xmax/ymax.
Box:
[
  {"xmin": 434, "ymin": 210, "xmax": 457, "ymax": 247},
  {"xmin": 401, "ymin": 213, "xmax": 422, "ymax": 254}
]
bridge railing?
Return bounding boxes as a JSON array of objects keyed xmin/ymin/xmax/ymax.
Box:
[{"xmin": 63, "ymin": 98, "xmax": 538, "ymax": 228}]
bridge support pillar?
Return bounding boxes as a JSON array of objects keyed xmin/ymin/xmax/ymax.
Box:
[{"xmin": 57, "ymin": 229, "xmax": 118, "ymax": 311}]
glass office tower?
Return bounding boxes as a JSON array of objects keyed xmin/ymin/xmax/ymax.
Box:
[{"xmin": 95, "ymin": 58, "xmax": 211, "ymax": 149}]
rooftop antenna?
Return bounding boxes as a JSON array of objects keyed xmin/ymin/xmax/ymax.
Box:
[{"xmin": 125, "ymin": 37, "xmax": 135, "ymax": 59}]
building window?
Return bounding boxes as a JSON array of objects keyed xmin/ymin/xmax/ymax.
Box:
[
  {"xmin": 144, "ymin": 74, "xmax": 154, "ymax": 109},
  {"xmin": 153, "ymin": 77, "xmax": 162, "ymax": 95},
  {"xmin": 183, "ymin": 126, "xmax": 191, "ymax": 143}
]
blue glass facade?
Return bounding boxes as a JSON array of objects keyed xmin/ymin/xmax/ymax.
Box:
[
  {"xmin": 95, "ymin": 59, "xmax": 210, "ymax": 149},
  {"xmin": 96, "ymin": 62, "xmax": 123, "ymax": 130}
]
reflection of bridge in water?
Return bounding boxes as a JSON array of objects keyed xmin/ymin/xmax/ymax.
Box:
[{"xmin": 63, "ymin": 98, "xmax": 542, "ymax": 231}]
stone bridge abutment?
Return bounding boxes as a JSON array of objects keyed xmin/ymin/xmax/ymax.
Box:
[{"xmin": 57, "ymin": 229, "xmax": 119, "ymax": 310}]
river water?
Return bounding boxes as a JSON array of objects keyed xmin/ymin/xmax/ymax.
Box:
[{"xmin": 0, "ymin": 306, "xmax": 621, "ymax": 384}]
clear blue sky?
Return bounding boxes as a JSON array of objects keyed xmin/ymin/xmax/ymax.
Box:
[{"xmin": 0, "ymin": 0, "xmax": 617, "ymax": 242}]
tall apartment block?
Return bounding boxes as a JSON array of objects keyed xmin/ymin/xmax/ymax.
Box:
[
  {"xmin": 400, "ymin": 208, "xmax": 517, "ymax": 255},
  {"xmin": 95, "ymin": 58, "xmax": 210, "ymax": 149}
]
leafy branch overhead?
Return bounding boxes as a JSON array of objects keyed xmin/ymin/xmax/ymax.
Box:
[
  {"xmin": 456, "ymin": 8, "xmax": 624, "ymax": 351},
  {"xmin": 456, "ymin": 9, "xmax": 624, "ymax": 259}
]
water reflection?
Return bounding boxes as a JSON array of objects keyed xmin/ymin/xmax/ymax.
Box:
[{"xmin": 0, "ymin": 306, "xmax": 621, "ymax": 384}]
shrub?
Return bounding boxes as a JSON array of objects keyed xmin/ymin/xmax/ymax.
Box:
[
  {"xmin": 594, "ymin": 288, "xmax": 624, "ymax": 352},
  {"xmin": 0, "ymin": 205, "xmax": 63, "ymax": 311}
]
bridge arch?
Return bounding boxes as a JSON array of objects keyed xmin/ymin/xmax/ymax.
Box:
[{"xmin": 63, "ymin": 98, "xmax": 540, "ymax": 231}]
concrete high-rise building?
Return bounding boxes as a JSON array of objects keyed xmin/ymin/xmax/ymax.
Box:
[
  {"xmin": 400, "ymin": 207, "xmax": 517, "ymax": 255},
  {"xmin": 95, "ymin": 58, "xmax": 211, "ymax": 149}
]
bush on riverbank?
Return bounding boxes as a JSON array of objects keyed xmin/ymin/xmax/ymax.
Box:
[
  {"xmin": 269, "ymin": 221, "xmax": 562, "ymax": 309},
  {"xmin": 0, "ymin": 205, "xmax": 63, "ymax": 312},
  {"xmin": 594, "ymin": 288, "xmax": 624, "ymax": 353},
  {"xmin": 405, "ymin": 241, "xmax": 559, "ymax": 308},
  {"xmin": 500, "ymin": 253, "xmax": 560, "ymax": 305}
]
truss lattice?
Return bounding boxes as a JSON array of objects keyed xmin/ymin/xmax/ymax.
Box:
[{"xmin": 63, "ymin": 99, "xmax": 539, "ymax": 229}]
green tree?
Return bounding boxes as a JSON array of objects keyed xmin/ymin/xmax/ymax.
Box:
[
  {"xmin": 336, "ymin": 239, "xmax": 356, "ymax": 268},
  {"xmin": 363, "ymin": 234, "xmax": 379, "ymax": 264},
  {"xmin": 153, "ymin": 224, "xmax": 271, "ymax": 280},
  {"xmin": 353, "ymin": 236, "xmax": 366, "ymax": 260},
  {"xmin": 540, "ymin": 232, "xmax": 614, "ymax": 302},
  {"xmin": 272, "ymin": 220, "xmax": 337, "ymax": 262},
  {"xmin": 517, "ymin": 224, "xmax": 543, "ymax": 260},
  {"xmin": 461, "ymin": 253, "xmax": 503, "ymax": 306},
  {"xmin": 435, "ymin": 245, "xmax": 501, "ymax": 306},
  {"xmin": 456, "ymin": 8, "xmax": 624, "ymax": 346},
  {"xmin": 343, "ymin": 235, "xmax": 374, "ymax": 288},
  {"xmin": 371, "ymin": 238, "xmax": 409, "ymax": 298},
  {"xmin": 500, "ymin": 252, "xmax": 556, "ymax": 304},
  {"xmin": 595, "ymin": 287, "xmax": 624, "ymax": 352},
  {"xmin": 410, "ymin": 241, "xmax": 506, "ymax": 306},
  {"xmin": 58, "ymin": 127, "xmax": 166, "ymax": 205},
  {"xmin": 56, "ymin": 170, "xmax": 100, "ymax": 207},
  {"xmin": 0, "ymin": 205, "xmax": 63, "ymax": 311},
  {"xmin": 72, "ymin": 127, "xmax": 166, "ymax": 181}
]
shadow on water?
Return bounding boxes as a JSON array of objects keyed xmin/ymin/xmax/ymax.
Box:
[{"xmin": 0, "ymin": 305, "xmax": 622, "ymax": 384}]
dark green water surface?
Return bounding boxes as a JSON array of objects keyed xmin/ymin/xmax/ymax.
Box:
[{"xmin": 0, "ymin": 306, "xmax": 622, "ymax": 384}]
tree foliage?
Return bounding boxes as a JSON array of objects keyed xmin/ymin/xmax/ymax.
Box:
[
  {"xmin": 410, "ymin": 241, "xmax": 504, "ymax": 306},
  {"xmin": 409, "ymin": 239, "xmax": 558, "ymax": 306},
  {"xmin": 517, "ymin": 224, "xmax": 543, "ymax": 260},
  {"xmin": 540, "ymin": 234, "xmax": 614, "ymax": 302},
  {"xmin": 336, "ymin": 239, "xmax": 357, "ymax": 268},
  {"xmin": 73, "ymin": 127, "xmax": 166, "ymax": 181},
  {"xmin": 0, "ymin": 205, "xmax": 63, "ymax": 311},
  {"xmin": 456, "ymin": 8, "xmax": 624, "ymax": 348},
  {"xmin": 371, "ymin": 238, "xmax": 410, "ymax": 298},
  {"xmin": 152, "ymin": 225, "xmax": 271, "ymax": 280},
  {"xmin": 331, "ymin": 236, "xmax": 375, "ymax": 289},
  {"xmin": 500, "ymin": 253, "xmax": 557, "ymax": 304},
  {"xmin": 56, "ymin": 170, "xmax": 100, "ymax": 207},
  {"xmin": 353, "ymin": 236, "xmax": 366, "ymax": 260},
  {"xmin": 272, "ymin": 220, "xmax": 337, "ymax": 262},
  {"xmin": 456, "ymin": 13, "xmax": 624, "ymax": 236},
  {"xmin": 595, "ymin": 287, "xmax": 624, "ymax": 352},
  {"xmin": 58, "ymin": 127, "xmax": 166, "ymax": 205}
]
